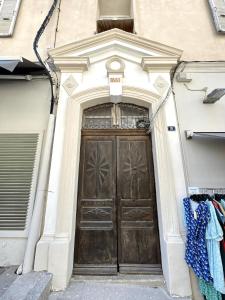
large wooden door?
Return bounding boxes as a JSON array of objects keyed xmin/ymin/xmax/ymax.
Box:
[{"xmin": 74, "ymin": 130, "xmax": 161, "ymax": 275}]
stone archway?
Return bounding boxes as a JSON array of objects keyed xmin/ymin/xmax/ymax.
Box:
[{"xmin": 34, "ymin": 29, "xmax": 191, "ymax": 297}]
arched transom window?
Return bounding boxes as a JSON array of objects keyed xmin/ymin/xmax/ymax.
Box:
[{"xmin": 82, "ymin": 103, "xmax": 149, "ymax": 129}]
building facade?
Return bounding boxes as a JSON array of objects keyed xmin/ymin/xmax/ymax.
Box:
[{"xmin": 0, "ymin": 1, "xmax": 225, "ymax": 299}]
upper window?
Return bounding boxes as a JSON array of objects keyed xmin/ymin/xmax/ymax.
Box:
[
  {"xmin": 0, "ymin": 0, "xmax": 21, "ymax": 37},
  {"xmin": 97, "ymin": 0, "xmax": 134, "ymax": 33},
  {"xmin": 82, "ymin": 103, "xmax": 149, "ymax": 129},
  {"xmin": 208, "ymin": 0, "xmax": 225, "ymax": 33}
]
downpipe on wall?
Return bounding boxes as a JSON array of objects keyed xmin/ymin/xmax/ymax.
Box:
[
  {"xmin": 21, "ymin": 114, "xmax": 55, "ymax": 274},
  {"xmin": 16, "ymin": 0, "xmax": 60, "ymax": 275}
]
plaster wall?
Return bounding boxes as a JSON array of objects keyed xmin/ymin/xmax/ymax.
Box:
[
  {"xmin": 1, "ymin": 0, "xmax": 225, "ymax": 61},
  {"xmin": 55, "ymin": 0, "xmax": 225, "ymax": 61},
  {"xmin": 0, "ymin": 78, "xmax": 51, "ymax": 265},
  {"xmin": 134, "ymin": 0, "xmax": 225, "ymax": 61},
  {"xmin": 174, "ymin": 66, "xmax": 225, "ymax": 300},
  {"xmin": 0, "ymin": 79, "xmax": 51, "ymax": 131},
  {"xmin": 174, "ymin": 66, "xmax": 225, "ymax": 189},
  {"xmin": 0, "ymin": 0, "xmax": 58, "ymax": 61}
]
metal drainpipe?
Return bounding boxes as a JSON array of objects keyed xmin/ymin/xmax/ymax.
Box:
[{"xmin": 21, "ymin": 114, "xmax": 55, "ymax": 274}]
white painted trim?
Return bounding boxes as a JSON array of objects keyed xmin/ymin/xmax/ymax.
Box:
[
  {"xmin": 181, "ymin": 62, "xmax": 225, "ymax": 73},
  {"xmin": 35, "ymin": 34, "xmax": 189, "ymax": 296},
  {"xmin": 35, "ymin": 86, "xmax": 191, "ymax": 296},
  {"xmin": 71, "ymin": 85, "xmax": 161, "ymax": 105},
  {"xmin": 0, "ymin": 0, "xmax": 21, "ymax": 37},
  {"xmin": 0, "ymin": 0, "xmax": 4, "ymax": 12},
  {"xmin": 142, "ymin": 57, "xmax": 178, "ymax": 72},
  {"xmin": 49, "ymin": 28, "xmax": 183, "ymax": 58},
  {"xmin": 53, "ymin": 57, "xmax": 90, "ymax": 72}
]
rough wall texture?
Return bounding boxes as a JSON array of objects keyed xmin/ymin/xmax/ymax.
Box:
[
  {"xmin": 0, "ymin": 0, "xmax": 225, "ymax": 61},
  {"xmin": 134, "ymin": 0, "xmax": 225, "ymax": 60},
  {"xmin": 0, "ymin": 0, "xmax": 58, "ymax": 61},
  {"xmin": 55, "ymin": 0, "xmax": 97, "ymax": 47}
]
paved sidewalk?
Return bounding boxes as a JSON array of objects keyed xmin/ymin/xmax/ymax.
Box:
[{"xmin": 49, "ymin": 281, "xmax": 191, "ymax": 300}]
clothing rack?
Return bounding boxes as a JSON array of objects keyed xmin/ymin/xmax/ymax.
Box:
[{"xmin": 192, "ymin": 188, "xmax": 225, "ymax": 195}]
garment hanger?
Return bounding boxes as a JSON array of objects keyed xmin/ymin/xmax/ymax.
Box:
[
  {"xmin": 214, "ymin": 194, "xmax": 225, "ymax": 201},
  {"xmin": 190, "ymin": 194, "xmax": 212, "ymax": 202}
]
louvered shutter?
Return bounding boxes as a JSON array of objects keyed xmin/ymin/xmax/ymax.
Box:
[
  {"xmin": 0, "ymin": 133, "xmax": 41, "ymax": 231},
  {"xmin": 208, "ymin": 0, "xmax": 225, "ymax": 32},
  {"xmin": 0, "ymin": 0, "xmax": 21, "ymax": 36}
]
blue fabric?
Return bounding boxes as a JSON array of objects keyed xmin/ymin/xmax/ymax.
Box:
[
  {"xmin": 183, "ymin": 197, "xmax": 212, "ymax": 282},
  {"xmin": 206, "ymin": 200, "xmax": 225, "ymax": 294},
  {"xmin": 220, "ymin": 199, "xmax": 225, "ymax": 210}
]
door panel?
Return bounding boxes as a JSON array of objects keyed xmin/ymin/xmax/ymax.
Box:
[
  {"xmin": 74, "ymin": 135, "xmax": 117, "ymax": 275},
  {"xmin": 117, "ymin": 135, "xmax": 161, "ymax": 274},
  {"xmin": 74, "ymin": 130, "xmax": 161, "ymax": 275}
]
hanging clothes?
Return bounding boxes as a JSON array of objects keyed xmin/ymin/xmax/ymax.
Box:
[
  {"xmin": 205, "ymin": 200, "xmax": 225, "ymax": 294},
  {"xmin": 199, "ymin": 278, "xmax": 222, "ymax": 300},
  {"xmin": 183, "ymin": 198, "xmax": 212, "ymax": 282},
  {"xmin": 212, "ymin": 199, "xmax": 225, "ymax": 300},
  {"xmin": 220, "ymin": 199, "xmax": 225, "ymax": 209}
]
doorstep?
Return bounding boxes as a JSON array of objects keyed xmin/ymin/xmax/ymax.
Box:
[
  {"xmin": 72, "ymin": 273, "xmax": 165, "ymax": 287},
  {"xmin": 50, "ymin": 277, "xmax": 192, "ymax": 300}
]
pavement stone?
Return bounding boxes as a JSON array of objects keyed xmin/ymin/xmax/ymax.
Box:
[
  {"xmin": 0, "ymin": 270, "xmax": 52, "ymax": 300},
  {"xmin": 0, "ymin": 266, "xmax": 18, "ymax": 297},
  {"xmin": 49, "ymin": 281, "xmax": 191, "ymax": 300}
]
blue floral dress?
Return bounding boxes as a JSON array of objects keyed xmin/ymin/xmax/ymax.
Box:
[{"xmin": 183, "ymin": 197, "xmax": 212, "ymax": 282}]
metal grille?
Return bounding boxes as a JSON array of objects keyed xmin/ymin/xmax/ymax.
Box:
[
  {"xmin": 82, "ymin": 103, "xmax": 149, "ymax": 129},
  {"xmin": 0, "ymin": 133, "xmax": 39, "ymax": 230}
]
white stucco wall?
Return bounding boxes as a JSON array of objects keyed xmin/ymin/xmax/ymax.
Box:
[
  {"xmin": 174, "ymin": 64, "xmax": 225, "ymax": 300},
  {"xmin": 0, "ymin": 78, "xmax": 51, "ymax": 266},
  {"xmin": 174, "ymin": 64, "xmax": 225, "ymax": 189}
]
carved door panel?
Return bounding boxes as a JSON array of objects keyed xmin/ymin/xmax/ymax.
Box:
[
  {"xmin": 74, "ymin": 135, "xmax": 117, "ymax": 275},
  {"xmin": 74, "ymin": 131, "xmax": 161, "ymax": 275},
  {"xmin": 117, "ymin": 135, "xmax": 161, "ymax": 274}
]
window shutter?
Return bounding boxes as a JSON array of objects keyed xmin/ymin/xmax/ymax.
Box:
[
  {"xmin": 208, "ymin": 0, "xmax": 225, "ymax": 32},
  {"xmin": 0, "ymin": 133, "xmax": 41, "ymax": 231},
  {"xmin": 0, "ymin": 0, "xmax": 21, "ymax": 37}
]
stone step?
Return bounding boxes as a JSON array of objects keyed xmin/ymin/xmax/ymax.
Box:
[
  {"xmin": 0, "ymin": 271, "xmax": 52, "ymax": 300},
  {"xmin": 50, "ymin": 280, "xmax": 191, "ymax": 300},
  {"xmin": 72, "ymin": 274, "xmax": 165, "ymax": 287},
  {"xmin": 0, "ymin": 266, "xmax": 18, "ymax": 297}
]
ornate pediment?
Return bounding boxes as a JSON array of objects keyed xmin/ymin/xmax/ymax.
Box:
[{"xmin": 49, "ymin": 29, "xmax": 182, "ymax": 70}]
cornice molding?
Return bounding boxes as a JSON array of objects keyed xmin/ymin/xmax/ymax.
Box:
[
  {"xmin": 181, "ymin": 62, "xmax": 225, "ymax": 73},
  {"xmin": 49, "ymin": 29, "xmax": 183, "ymax": 58},
  {"xmin": 141, "ymin": 57, "xmax": 179, "ymax": 72},
  {"xmin": 53, "ymin": 57, "xmax": 90, "ymax": 73}
]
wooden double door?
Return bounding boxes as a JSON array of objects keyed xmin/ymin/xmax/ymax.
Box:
[{"xmin": 74, "ymin": 130, "xmax": 161, "ymax": 275}]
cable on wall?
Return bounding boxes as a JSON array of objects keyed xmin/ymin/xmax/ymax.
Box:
[
  {"xmin": 33, "ymin": 0, "xmax": 59, "ymax": 114},
  {"xmin": 146, "ymin": 61, "xmax": 184, "ymax": 133}
]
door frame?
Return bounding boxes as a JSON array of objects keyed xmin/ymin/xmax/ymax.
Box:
[{"xmin": 35, "ymin": 86, "xmax": 191, "ymax": 296}]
